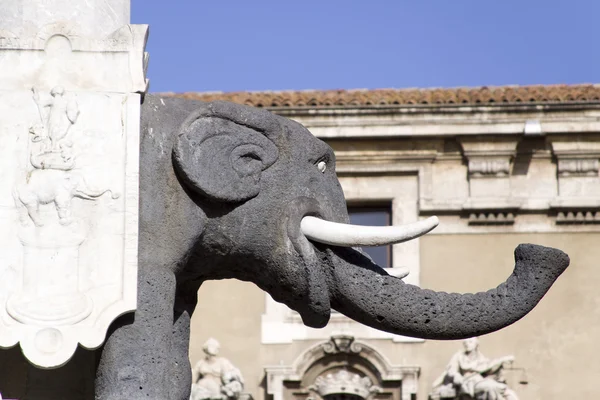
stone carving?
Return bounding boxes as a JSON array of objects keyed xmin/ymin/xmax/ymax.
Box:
[
  {"xmin": 468, "ymin": 212, "xmax": 515, "ymax": 226},
  {"xmin": 458, "ymin": 138, "xmax": 518, "ymax": 205},
  {"xmin": 91, "ymin": 97, "xmax": 569, "ymax": 399},
  {"xmin": 321, "ymin": 334, "xmax": 363, "ymax": 355},
  {"xmin": 31, "ymin": 86, "xmax": 79, "ymax": 153},
  {"xmin": 190, "ymin": 338, "xmax": 244, "ymax": 400},
  {"xmin": 5, "ymin": 86, "xmax": 122, "ymax": 330},
  {"xmin": 14, "ymin": 87, "xmax": 118, "ymax": 228},
  {"xmin": 557, "ymin": 158, "xmax": 599, "ymax": 177},
  {"xmin": 556, "ymin": 210, "xmax": 600, "ymax": 224},
  {"xmin": 0, "ymin": 21, "xmax": 146, "ymax": 368},
  {"xmin": 266, "ymin": 336, "xmax": 419, "ymax": 400},
  {"xmin": 310, "ymin": 370, "xmax": 381, "ymax": 399},
  {"xmin": 468, "ymin": 159, "xmax": 511, "ymax": 177},
  {"xmin": 429, "ymin": 338, "xmax": 519, "ymax": 400},
  {"xmin": 15, "ymin": 169, "xmax": 118, "ymax": 227}
]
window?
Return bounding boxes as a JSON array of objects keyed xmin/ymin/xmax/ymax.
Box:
[{"xmin": 347, "ymin": 205, "xmax": 392, "ymax": 268}]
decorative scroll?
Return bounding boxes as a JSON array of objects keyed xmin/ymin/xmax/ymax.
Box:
[{"xmin": 321, "ymin": 334, "xmax": 363, "ymax": 355}]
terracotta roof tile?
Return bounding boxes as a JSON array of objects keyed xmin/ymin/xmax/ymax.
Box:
[{"xmin": 162, "ymin": 85, "xmax": 600, "ymax": 108}]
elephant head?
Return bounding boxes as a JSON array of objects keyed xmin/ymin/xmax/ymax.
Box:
[
  {"xmin": 95, "ymin": 96, "xmax": 569, "ymax": 399},
  {"xmin": 168, "ymin": 98, "xmax": 568, "ymax": 337}
]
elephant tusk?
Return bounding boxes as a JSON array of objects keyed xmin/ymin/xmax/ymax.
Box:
[{"xmin": 300, "ymin": 216, "xmax": 439, "ymax": 247}]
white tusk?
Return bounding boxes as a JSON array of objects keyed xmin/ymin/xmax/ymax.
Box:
[
  {"xmin": 388, "ymin": 267, "xmax": 410, "ymax": 280},
  {"xmin": 300, "ymin": 216, "xmax": 439, "ymax": 247}
]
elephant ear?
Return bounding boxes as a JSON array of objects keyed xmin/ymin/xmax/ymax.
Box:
[{"xmin": 173, "ymin": 101, "xmax": 280, "ymax": 203}]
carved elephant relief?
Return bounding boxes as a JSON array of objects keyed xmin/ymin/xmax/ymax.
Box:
[
  {"xmin": 14, "ymin": 169, "xmax": 118, "ymax": 227},
  {"xmin": 94, "ymin": 96, "xmax": 569, "ymax": 399}
]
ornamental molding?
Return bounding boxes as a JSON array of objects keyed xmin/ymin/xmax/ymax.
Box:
[
  {"xmin": 467, "ymin": 211, "xmax": 516, "ymax": 225},
  {"xmin": 556, "ymin": 210, "xmax": 600, "ymax": 224},
  {"xmin": 321, "ymin": 335, "xmax": 363, "ymax": 355},
  {"xmin": 557, "ymin": 158, "xmax": 599, "ymax": 177},
  {"xmin": 310, "ymin": 370, "xmax": 381, "ymax": 399},
  {"xmin": 265, "ymin": 335, "xmax": 420, "ymax": 400},
  {"xmin": 467, "ymin": 158, "xmax": 511, "ymax": 177},
  {"xmin": 550, "ymin": 138, "xmax": 600, "ymax": 177},
  {"xmin": 458, "ymin": 137, "xmax": 520, "ymax": 179}
]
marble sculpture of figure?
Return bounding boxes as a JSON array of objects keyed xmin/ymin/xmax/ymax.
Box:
[
  {"xmin": 190, "ymin": 338, "xmax": 244, "ymax": 400},
  {"xmin": 92, "ymin": 97, "xmax": 570, "ymax": 399},
  {"xmin": 31, "ymin": 86, "xmax": 79, "ymax": 152},
  {"xmin": 430, "ymin": 337, "xmax": 519, "ymax": 400}
]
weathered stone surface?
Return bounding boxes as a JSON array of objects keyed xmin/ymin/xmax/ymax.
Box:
[{"xmin": 94, "ymin": 95, "xmax": 569, "ymax": 399}]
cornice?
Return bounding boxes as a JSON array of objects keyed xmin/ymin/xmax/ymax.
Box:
[{"xmin": 164, "ymin": 85, "xmax": 600, "ymax": 112}]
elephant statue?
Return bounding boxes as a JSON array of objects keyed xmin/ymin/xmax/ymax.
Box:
[
  {"xmin": 14, "ymin": 169, "xmax": 119, "ymax": 227},
  {"xmin": 94, "ymin": 96, "xmax": 570, "ymax": 399}
]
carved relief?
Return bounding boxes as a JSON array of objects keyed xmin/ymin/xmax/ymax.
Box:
[
  {"xmin": 6, "ymin": 87, "xmax": 121, "ymax": 328},
  {"xmin": 0, "ymin": 22, "xmax": 144, "ymax": 368},
  {"xmin": 15, "ymin": 87, "xmax": 118, "ymax": 227},
  {"xmin": 557, "ymin": 159, "xmax": 599, "ymax": 177},
  {"xmin": 266, "ymin": 335, "xmax": 420, "ymax": 400},
  {"xmin": 429, "ymin": 338, "xmax": 520, "ymax": 400},
  {"xmin": 0, "ymin": 77, "xmax": 140, "ymax": 369},
  {"xmin": 321, "ymin": 334, "xmax": 363, "ymax": 355},
  {"xmin": 468, "ymin": 159, "xmax": 511, "ymax": 178},
  {"xmin": 310, "ymin": 370, "xmax": 381, "ymax": 400},
  {"xmin": 550, "ymin": 138, "xmax": 600, "ymax": 201}
]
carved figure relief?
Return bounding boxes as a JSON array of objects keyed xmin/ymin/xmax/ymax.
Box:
[
  {"xmin": 6, "ymin": 87, "xmax": 121, "ymax": 328},
  {"xmin": 429, "ymin": 338, "xmax": 519, "ymax": 400},
  {"xmin": 0, "ymin": 22, "xmax": 145, "ymax": 370},
  {"xmin": 15, "ymin": 169, "xmax": 118, "ymax": 227},
  {"xmin": 0, "ymin": 82, "xmax": 140, "ymax": 368},
  {"xmin": 32, "ymin": 86, "xmax": 79, "ymax": 152}
]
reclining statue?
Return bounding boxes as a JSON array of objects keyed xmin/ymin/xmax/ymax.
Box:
[{"xmin": 429, "ymin": 337, "xmax": 519, "ymax": 400}]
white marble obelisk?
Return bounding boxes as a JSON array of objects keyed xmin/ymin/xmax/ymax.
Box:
[{"xmin": 0, "ymin": 0, "xmax": 146, "ymax": 368}]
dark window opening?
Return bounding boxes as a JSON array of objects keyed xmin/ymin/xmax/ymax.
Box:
[{"xmin": 347, "ymin": 205, "xmax": 392, "ymax": 268}]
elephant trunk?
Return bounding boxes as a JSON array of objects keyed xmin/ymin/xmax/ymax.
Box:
[{"xmin": 328, "ymin": 243, "xmax": 569, "ymax": 339}]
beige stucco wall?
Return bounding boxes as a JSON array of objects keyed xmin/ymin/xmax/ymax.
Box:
[{"xmin": 190, "ymin": 232, "xmax": 600, "ymax": 400}]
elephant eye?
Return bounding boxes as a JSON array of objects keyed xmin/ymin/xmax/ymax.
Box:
[{"xmin": 317, "ymin": 160, "xmax": 327, "ymax": 173}]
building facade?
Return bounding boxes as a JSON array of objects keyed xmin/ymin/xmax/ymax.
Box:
[{"xmin": 176, "ymin": 85, "xmax": 600, "ymax": 400}]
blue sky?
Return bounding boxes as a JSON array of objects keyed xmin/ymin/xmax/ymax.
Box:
[{"xmin": 132, "ymin": 1, "xmax": 599, "ymax": 93}]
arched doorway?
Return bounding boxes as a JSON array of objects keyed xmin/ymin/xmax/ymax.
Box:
[{"xmin": 265, "ymin": 335, "xmax": 420, "ymax": 400}]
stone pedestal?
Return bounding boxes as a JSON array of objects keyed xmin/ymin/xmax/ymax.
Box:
[{"xmin": 0, "ymin": 0, "xmax": 146, "ymax": 368}]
